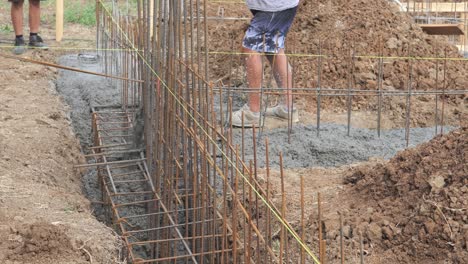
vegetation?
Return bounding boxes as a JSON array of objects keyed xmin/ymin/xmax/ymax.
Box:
[
  {"xmin": 0, "ymin": 24, "xmax": 13, "ymax": 33},
  {"xmin": 64, "ymin": 1, "xmax": 96, "ymax": 27}
]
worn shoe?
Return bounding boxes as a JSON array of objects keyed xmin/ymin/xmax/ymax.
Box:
[
  {"xmin": 265, "ymin": 104, "xmax": 299, "ymax": 123},
  {"xmin": 13, "ymin": 37, "xmax": 26, "ymax": 55},
  {"xmin": 231, "ymin": 104, "xmax": 261, "ymax": 128},
  {"xmin": 29, "ymin": 35, "xmax": 48, "ymax": 50}
]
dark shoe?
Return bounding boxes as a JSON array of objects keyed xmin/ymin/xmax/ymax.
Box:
[
  {"xmin": 29, "ymin": 35, "xmax": 48, "ymax": 50},
  {"xmin": 13, "ymin": 37, "xmax": 26, "ymax": 55}
]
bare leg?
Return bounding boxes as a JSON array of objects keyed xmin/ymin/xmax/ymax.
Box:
[
  {"xmin": 244, "ymin": 46, "xmax": 262, "ymax": 112},
  {"xmin": 29, "ymin": 0, "xmax": 41, "ymax": 33},
  {"xmin": 11, "ymin": 0, "xmax": 24, "ymax": 36},
  {"xmin": 266, "ymin": 49, "xmax": 293, "ymax": 108}
]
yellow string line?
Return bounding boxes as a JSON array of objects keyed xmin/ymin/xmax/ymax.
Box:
[
  {"xmin": 2, "ymin": 44, "xmax": 467, "ymax": 62},
  {"xmin": 98, "ymin": 1, "xmax": 321, "ymax": 263},
  {"xmin": 0, "ymin": 45, "xmax": 135, "ymax": 52},
  {"xmin": 209, "ymin": 51, "xmax": 468, "ymax": 61}
]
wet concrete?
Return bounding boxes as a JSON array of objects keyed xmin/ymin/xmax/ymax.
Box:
[
  {"xmin": 55, "ymin": 54, "xmax": 119, "ymax": 222},
  {"xmin": 56, "ymin": 54, "xmax": 120, "ymax": 147},
  {"xmin": 232, "ymin": 123, "xmax": 454, "ymax": 168}
]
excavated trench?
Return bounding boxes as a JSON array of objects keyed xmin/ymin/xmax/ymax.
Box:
[
  {"xmin": 56, "ymin": 54, "xmax": 120, "ymax": 222},
  {"xmin": 56, "ymin": 53, "xmax": 192, "ymax": 260}
]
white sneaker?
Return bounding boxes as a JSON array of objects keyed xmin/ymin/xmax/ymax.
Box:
[
  {"xmin": 231, "ymin": 104, "xmax": 261, "ymax": 128},
  {"xmin": 265, "ymin": 105, "xmax": 299, "ymax": 123}
]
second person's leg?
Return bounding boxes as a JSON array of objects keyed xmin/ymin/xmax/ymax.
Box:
[
  {"xmin": 245, "ymin": 47, "xmax": 263, "ymax": 113},
  {"xmin": 11, "ymin": 0, "xmax": 24, "ymax": 36},
  {"xmin": 267, "ymin": 49, "xmax": 293, "ymax": 109},
  {"xmin": 230, "ymin": 46, "xmax": 262, "ymax": 127},
  {"xmin": 11, "ymin": 0, "xmax": 26, "ymax": 54},
  {"xmin": 29, "ymin": 0, "xmax": 40, "ymax": 33},
  {"xmin": 28, "ymin": 0, "xmax": 47, "ymax": 48}
]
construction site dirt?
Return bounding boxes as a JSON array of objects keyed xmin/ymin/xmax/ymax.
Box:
[
  {"xmin": 207, "ymin": 0, "xmax": 467, "ymax": 128},
  {"xmin": 258, "ymin": 127, "xmax": 467, "ymax": 264},
  {"xmin": 0, "ymin": 52, "xmax": 123, "ymax": 263},
  {"xmin": 0, "ymin": 3, "xmax": 124, "ymax": 262},
  {"xmin": 203, "ymin": 2, "xmax": 467, "ymax": 260},
  {"xmin": 55, "ymin": 53, "xmax": 466, "ymax": 264},
  {"xmin": 54, "ymin": 53, "xmax": 461, "ymax": 262},
  {"xmin": 0, "ymin": 0, "xmax": 467, "ymax": 264}
]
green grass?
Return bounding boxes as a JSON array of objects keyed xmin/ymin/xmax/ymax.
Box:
[
  {"xmin": 0, "ymin": 24, "xmax": 13, "ymax": 33},
  {"xmin": 64, "ymin": 1, "xmax": 96, "ymax": 27}
]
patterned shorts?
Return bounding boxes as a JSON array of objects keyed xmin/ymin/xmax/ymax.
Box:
[{"xmin": 242, "ymin": 6, "xmax": 298, "ymax": 53}]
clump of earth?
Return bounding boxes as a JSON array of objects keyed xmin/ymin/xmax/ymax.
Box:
[{"xmin": 342, "ymin": 127, "xmax": 467, "ymax": 263}]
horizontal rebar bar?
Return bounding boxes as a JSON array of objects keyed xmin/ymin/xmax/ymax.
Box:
[{"xmin": 74, "ymin": 158, "xmax": 146, "ymax": 168}]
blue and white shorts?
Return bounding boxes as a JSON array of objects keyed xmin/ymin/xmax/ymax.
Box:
[{"xmin": 242, "ymin": 6, "xmax": 298, "ymax": 54}]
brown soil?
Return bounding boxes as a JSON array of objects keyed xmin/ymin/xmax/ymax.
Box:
[
  {"xmin": 207, "ymin": 0, "xmax": 468, "ymax": 89},
  {"xmin": 342, "ymin": 127, "xmax": 467, "ymax": 263},
  {"xmin": 206, "ymin": 0, "xmax": 467, "ymax": 128},
  {"xmin": 258, "ymin": 128, "xmax": 467, "ymax": 263},
  {"xmin": 289, "ymin": 0, "xmax": 468, "ymax": 89},
  {"xmin": 0, "ymin": 3, "xmax": 123, "ymax": 264},
  {"xmin": 5, "ymin": 222, "xmax": 85, "ymax": 263}
]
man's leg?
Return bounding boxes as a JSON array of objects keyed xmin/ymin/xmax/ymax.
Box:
[
  {"xmin": 244, "ymin": 46, "xmax": 263, "ymax": 113},
  {"xmin": 230, "ymin": 46, "xmax": 262, "ymax": 127},
  {"xmin": 29, "ymin": 0, "xmax": 40, "ymax": 33},
  {"xmin": 11, "ymin": 0, "xmax": 24, "ymax": 36},
  {"xmin": 28, "ymin": 0, "xmax": 47, "ymax": 49},
  {"xmin": 11, "ymin": 0, "xmax": 27, "ymax": 55},
  {"xmin": 264, "ymin": 49, "xmax": 298, "ymax": 122},
  {"xmin": 266, "ymin": 49, "xmax": 293, "ymax": 108}
]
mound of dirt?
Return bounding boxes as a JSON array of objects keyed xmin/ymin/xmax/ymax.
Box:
[
  {"xmin": 3, "ymin": 223, "xmax": 87, "ymax": 264},
  {"xmin": 207, "ymin": 0, "xmax": 467, "ymax": 127},
  {"xmin": 344, "ymin": 127, "xmax": 467, "ymax": 263},
  {"xmin": 290, "ymin": 0, "xmax": 468, "ymax": 90}
]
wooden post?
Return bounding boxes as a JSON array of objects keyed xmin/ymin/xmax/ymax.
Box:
[
  {"xmin": 150, "ymin": 0, "xmax": 154, "ymax": 38},
  {"xmin": 56, "ymin": 0, "xmax": 64, "ymax": 42}
]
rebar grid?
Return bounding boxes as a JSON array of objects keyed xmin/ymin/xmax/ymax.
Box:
[
  {"xmin": 86, "ymin": 1, "xmax": 467, "ymax": 263},
  {"xmin": 91, "ymin": 107, "xmax": 224, "ymax": 263}
]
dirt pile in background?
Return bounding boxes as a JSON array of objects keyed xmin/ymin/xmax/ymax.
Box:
[
  {"xmin": 206, "ymin": 0, "xmax": 467, "ymax": 127},
  {"xmin": 343, "ymin": 127, "xmax": 467, "ymax": 263},
  {"xmin": 290, "ymin": 0, "xmax": 468, "ymax": 90},
  {"xmin": 208, "ymin": 0, "xmax": 468, "ymax": 90}
]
